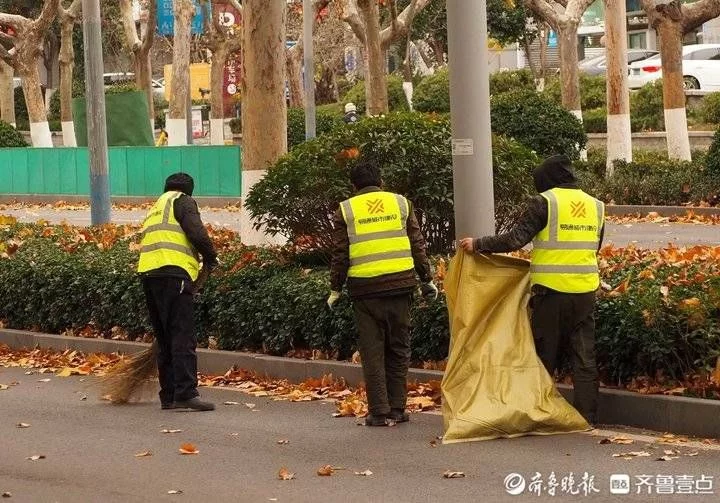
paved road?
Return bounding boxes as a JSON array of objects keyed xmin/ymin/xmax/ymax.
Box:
[
  {"xmin": 2, "ymin": 367, "xmax": 720, "ymax": 502},
  {"xmin": 2, "ymin": 208, "xmax": 719, "ymax": 249}
]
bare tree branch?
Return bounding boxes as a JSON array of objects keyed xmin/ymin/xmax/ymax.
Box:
[
  {"xmin": 141, "ymin": 0, "xmax": 157, "ymax": 52},
  {"xmin": 32, "ymin": 0, "xmax": 61, "ymax": 35},
  {"xmin": 566, "ymin": 0, "xmax": 596, "ymax": 21},
  {"xmin": 0, "ymin": 13, "xmax": 30, "ymax": 31},
  {"xmin": 525, "ymin": 0, "xmax": 561, "ymax": 30},
  {"xmin": 380, "ymin": 0, "xmax": 432, "ymax": 49},
  {"xmin": 119, "ymin": 0, "xmax": 142, "ymax": 50},
  {"xmin": 338, "ymin": 0, "xmax": 367, "ymax": 44}
]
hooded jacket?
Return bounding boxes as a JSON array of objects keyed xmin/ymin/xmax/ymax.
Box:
[
  {"xmin": 473, "ymin": 154, "xmax": 604, "ymax": 255},
  {"xmin": 144, "ymin": 173, "xmax": 218, "ymax": 280}
]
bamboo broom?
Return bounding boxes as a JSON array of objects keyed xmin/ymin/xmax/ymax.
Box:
[{"xmin": 100, "ymin": 268, "xmax": 211, "ymax": 403}]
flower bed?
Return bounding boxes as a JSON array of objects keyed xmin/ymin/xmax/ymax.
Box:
[{"xmin": 1, "ymin": 220, "xmax": 720, "ymax": 397}]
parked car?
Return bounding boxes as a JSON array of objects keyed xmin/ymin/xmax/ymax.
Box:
[
  {"xmin": 628, "ymin": 44, "xmax": 720, "ymax": 90},
  {"xmin": 579, "ymin": 49, "xmax": 659, "ymax": 76}
]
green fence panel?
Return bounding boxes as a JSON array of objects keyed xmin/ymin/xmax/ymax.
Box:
[
  {"xmin": 73, "ymin": 92, "xmax": 154, "ymax": 147},
  {"xmin": 0, "ymin": 146, "xmax": 241, "ymax": 197}
]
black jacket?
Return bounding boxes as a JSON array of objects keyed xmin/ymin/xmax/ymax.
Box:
[
  {"xmin": 145, "ymin": 194, "xmax": 218, "ymax": 281},
  {"xmin": 474, "ymin": 155, "xmax": 605, "ymax": 254}
]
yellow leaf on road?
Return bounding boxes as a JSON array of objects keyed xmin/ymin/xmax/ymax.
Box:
[
  {"xmin": 278, "ymin": 467, "xmax": 295, "ymax": 480},
  {"xmin": 179, "ymin": 443, "xmax": 199, "ymax": 455}
]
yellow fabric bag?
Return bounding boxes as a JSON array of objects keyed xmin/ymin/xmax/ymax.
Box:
[{"xmin": 442, "ymin": 252, "xmax": 590, "ymax": 444}]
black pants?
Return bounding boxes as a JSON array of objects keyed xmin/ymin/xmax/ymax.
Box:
[
  {"xmin": 143, "ymin": 276, "xmax": 199, "ymax": 404},
  {"xmin": 531, "ymin": 290, "xmax": 598, "ymax": 424},
  {"xmin": 353, "ymin": 294, "xmax": 412, "ymax": 416}
]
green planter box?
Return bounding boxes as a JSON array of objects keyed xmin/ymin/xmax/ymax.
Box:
[{"xmin": 72, "ymin": 91, "xmax": 154, "ymax": 147}]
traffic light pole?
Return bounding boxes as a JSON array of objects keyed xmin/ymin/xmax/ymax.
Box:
[
  {"xmin": 82, "ymin": 0, "xmax": 111, "ymax": 225},
  {"xmin": 447, "ymin": 0, "xmax": 495, "ymax": 240}
]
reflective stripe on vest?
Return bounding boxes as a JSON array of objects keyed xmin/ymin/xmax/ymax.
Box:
[
  {"xmin": 530, "ymin": 188, "xmax": 604, "ymax": 293},
  {"xmin": 137, "ymin": 191, "xmax": 200, "ymax": 280},
  {"xmin": 340, "ymin": 191, "xmax": 414, "ymax": 278}
]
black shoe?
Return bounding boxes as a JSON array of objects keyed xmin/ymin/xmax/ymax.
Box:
[
  {"xmin": 161, "ymin": 402, "xmax": 176, "ymax": 410},
  {"xmin": 388, "ymin": 408, "xmax": 409, "ymax": 423},
  {"xmin": 364, "ymin": 414, "xmax": 389, "ymax": 427},
  {"xmin": 174, "ymin": 397, "xmax": 215, "ymax": 411}
]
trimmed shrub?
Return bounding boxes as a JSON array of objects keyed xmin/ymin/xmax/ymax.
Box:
[
  {"xmin": 583, "ymin": 108, "xmax": 607, "ymax": 133},
  {"xmin": 229, "ymin": 117, "xmax": 242, "ymax": 134},
  {"xmin": 245, "ymin": 112, "xmax": 539, "ymax": 256},
  {"xmin": 490, "ymin": 69, "xmax": 536, "ymax": 96},
  {"xmin": 413, "ymin": 68, "xmax": 450, "ymax": 113},
  {"xmin": 0, "ymin": 120, "xmax": 28, "ymax": 147},
  {"xmin": 491, "ymin": 90, "xmax": 587, "ymax": 159},
  {"xmin": 342, "ymin": 75, "xmax": 410, "ymax": 114},
  {"xmin": 631, "ymin": 80, "xmax": 664, "ymax": 131},
  {"xmin": 287, "ymin": 107, "xmax": 344, "ymax": 149},
  {"xmin": 699, "ymin": 92, "xmax": 720, "ymax": 124},
  {"xmin": 576, "ymin": 150, "xmax": 719, "ymax": 206},
  {"xmin": 543, "ymin": 73, "xmax": 607, "ymax": 111}
]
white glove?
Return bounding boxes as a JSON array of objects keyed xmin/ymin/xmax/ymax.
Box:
[
  {"xmin": 421, "ymin": 281, "xmax": 439, "ymax": 300},
  {"xmin": 327, "ymin": 291, "xmax": 341, "ymax": 309}
]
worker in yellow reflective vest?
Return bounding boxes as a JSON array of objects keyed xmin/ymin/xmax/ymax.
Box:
[
  {"xmin": 460, "ymin": 155, "xmax": 605, "ymax": 425},
  {"xmin": 138, "ymin": 173, "xmax": 218, "ymax": 412},
  {"xmin": 329, "ymin": 159, "xmax": 438, "ymax": 426}
]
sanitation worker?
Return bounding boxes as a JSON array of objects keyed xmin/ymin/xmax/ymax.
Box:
[
  {"xmin": 328, "ymin": 158, "xmax": 438, "ymax": 426},
  {"xmin": 460, "ymin": 154, "xmax": 605, "ymax": 425},
  {"xmin": 138, "ymin": 173, "xmax": 218, "ymax": 411},
  {"xmin": 344, "ymin": 102, "xmax": 359, "ymax": 124}
]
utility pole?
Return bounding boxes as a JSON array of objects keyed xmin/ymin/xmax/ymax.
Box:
[
  {"xmin": 604, "ymin": 0, "xmax": 631, "ymax": 176},
  {"xmin": 447, "ymin": 0, "xmax": 494, "ymax": 239},
  {"xmin": 303, "ymin": 0, "xmax": 316, "ymax": 139},
  {"xmin": 82, "ymin": 0, "xmax": 111, "ymax": 225}
]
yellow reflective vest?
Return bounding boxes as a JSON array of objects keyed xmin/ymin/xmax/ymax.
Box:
[
  {"xmin": 137, "ymin": 191, "xmax": 200, "ymax": 280},
  {"xmin": 340, "ymin": 191, "xmax": 414, "ymax": 278},
  {"xmin": 530, "ymin": 188, "xmax": 604, "ymax": 293}
]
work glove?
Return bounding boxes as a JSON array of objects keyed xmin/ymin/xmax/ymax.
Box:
[
  {"xmin": 327, "ymin": 291, "xmax": 342, "ymax": 310},
  {"xmin": 420, "ymin": 281, "xmax": 439, "ymax": 300}
]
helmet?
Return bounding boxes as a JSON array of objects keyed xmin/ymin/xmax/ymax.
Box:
[{"xmin": 345, "ymin": 102, "xmax": 357, "ymax": 114}]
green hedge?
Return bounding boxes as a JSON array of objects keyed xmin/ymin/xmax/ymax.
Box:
[
  {"xmin": 287, "ymin": 107, "xmax": 345, "ymax": 150},
  {"xmin": 0, "ymin": 120, "xmax": 28, "ymax": 147},
  {"xmin": 342, "ymin": 75, "xmax": 410, "ymax": 114},
  {"xmin": 2, "ymin": 223, "xmax": 720, "ymax": 385}
]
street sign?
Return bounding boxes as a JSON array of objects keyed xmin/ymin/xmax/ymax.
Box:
[{"xmin": 157, "ymin": 0, "xmax": 206, "ymax": 36}]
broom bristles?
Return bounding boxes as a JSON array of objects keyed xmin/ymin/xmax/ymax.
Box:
[{"xmin": 100, "ymin": 341, "xmax": 159, "ymax": 404}]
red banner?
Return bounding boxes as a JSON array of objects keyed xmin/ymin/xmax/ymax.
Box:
[{"xmin": 218, "ymin": 1, "xmax": 242, "ymax": 118}]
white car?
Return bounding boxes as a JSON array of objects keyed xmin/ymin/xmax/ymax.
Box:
[{"xmin": 628, "ymin": 44, "xmax": 720, "ymax": 90}]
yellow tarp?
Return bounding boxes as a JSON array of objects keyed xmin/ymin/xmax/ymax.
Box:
[{"xmin": 442, "ymin": 252, "xmax": 589, "ymax": 444}]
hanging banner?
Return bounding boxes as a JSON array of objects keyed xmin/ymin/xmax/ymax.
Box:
[
  {"xmin": 219, "ymin": 0, "xmax": 243, "ymax": 118},
  {"xmin": 157, "ymin": 0, "xmax": 206, "ymax": 36}
]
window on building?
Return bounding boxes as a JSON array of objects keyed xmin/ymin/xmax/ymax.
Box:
[{"xmin": 628, "ymin": 32, "xmax": 647, "ymax": 49}]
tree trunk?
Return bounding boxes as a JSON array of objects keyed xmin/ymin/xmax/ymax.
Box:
[
  {"xmin": 20, "ymin": 64, "xmax": 52, "ymax": 147},
  {"xmin": 286, "ymin": 45, "xmax": 304, "ymax": 108},
  {"xmin": 59, "ymin": 12, "xmax": 76, "ymax": 146},
  {"xmin": 134, "ymin": 48, "xmax": 154, "ymax": 128},
  {"xmin": 210, "ymin": 41, "xmax": 229, "ymax": 145},
  {"xmin": 538, "ymin": 25, "xmax": 549, "ymax": 91},
  {"xmin": 241, "ymin": 0, "xmax": 287, "ymax": 245},
  {"xmin": 168, "ymin": 0, "xmax": 194, "ymax": 146},
  {"xmin": 402, "ymin": 36, "xmax": 413, "ymax": 111},
  {"xmin": 605, "ymin": 0, "xmax": 632, "ymax": 175},
  {"xmin": 557, "ymin": 22, "xmax": 582, "ymax": 118},
  {"xmin": 358, "ymin": 0, "xmax": 388, "ymax": 115},
  {"xmin": 657, "ymin": 20, "xmax": 691, "ymax": 160},
  {"xmin": 0, "ymin": 61, "xmax": 15, "ymax": 127}
]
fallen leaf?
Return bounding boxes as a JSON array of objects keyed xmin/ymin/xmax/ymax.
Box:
[
  {"xmin": 658, "ymin": 455, "xmax": 679, "ymax": 461},
  {"xmin": 179, "ymin": 443, "xmax": 199, "ymax": 455},
  {"xmin": 277, "ymin": 439, "xmax": 290, "ymax": 445},
  {"xmin": 659, "ymin": 434, "xmax": 688, "ymax": 444},
  {"xmin": 599, "ymin": 436, "xmax": 634, "ymax": 445},
  {"xmin": 16, "ymin": 423, "xmax": 30, "ymax": 428},
  {"xmin": 37, "ymin": 379, "xmax": 51, "ymax": 383},
  {"xmin": 664, "ymin": 449, "xmax": 679, "ymax": 456},
  {"xmin": 317, "ymin": 465, "xmax": 334, "ymax": 476},
  {"xmin": 167, "ymin": 490, "xmax": 183, "ymax": 495},
  {"xmin": 430, "ymin": 439, "xmax": 438, "ymax": 448},
  {"xmin": 0, "ymin": 384, "xmax": 8, "ymax": 390},
  {"xmin": 355, "ymin": 469, "xmax": 373, "ymax": 477},
  {"xmin": 687, "ymin": 452, "xmax": 700, "ymax": 457},
  {"xmin": 613, "ymin": 451, "xmax": 651, "ymax": 459},
  {"xmin": 161, "ymin": 429, "xmax": 183, "ymax": 434},
  {"xmin": 278, "ymin": 467, "xmax": 295, "ymax": 480},
  {"xmin": 26, "ymin": 455, "xmax": 45, "ymax": 461},
  {"xmin": 443, "ymin": 470, "xmax": 466, "ymax": 479},
  {"xmin": 56, "ymin": 367, "xmax": 74, "ymax": 377},
  {"xmin": 134, "ymin": 450, "xmax": 152, "ymax": 458},
  {"xmin": 245, "ymin": 403, "xmax": 257, "ymax": 410},
  {"xmin": 1, "ymin": 492, "xmax": 11, "ymax": 498},
  {"xmin": 223, "ymin": 401, "xmax": 240, "ymax": 405},
  {"xmin": 79, "ymin": 394, "xmax": 87, "ymax": 401}
]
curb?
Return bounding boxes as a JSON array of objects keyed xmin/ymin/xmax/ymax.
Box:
[{"xmin": 2, "ymin": 328, "xmax": 720, "ymax": 438}]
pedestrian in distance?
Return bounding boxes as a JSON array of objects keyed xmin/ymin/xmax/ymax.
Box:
[
  {"xmin": 344, "ymin": 102, "xmax": 359, "ymax": 124},
  {"xmin": 138, "ymin": 173, "xmax": 218, "ymax": 411},
  {"xmin": 459, "ymin": 154, "xmax": 605, "ymax": 425},
  {"xmin": 328, "ymin": 158, "xmax": 439, "ymax": 426}
]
